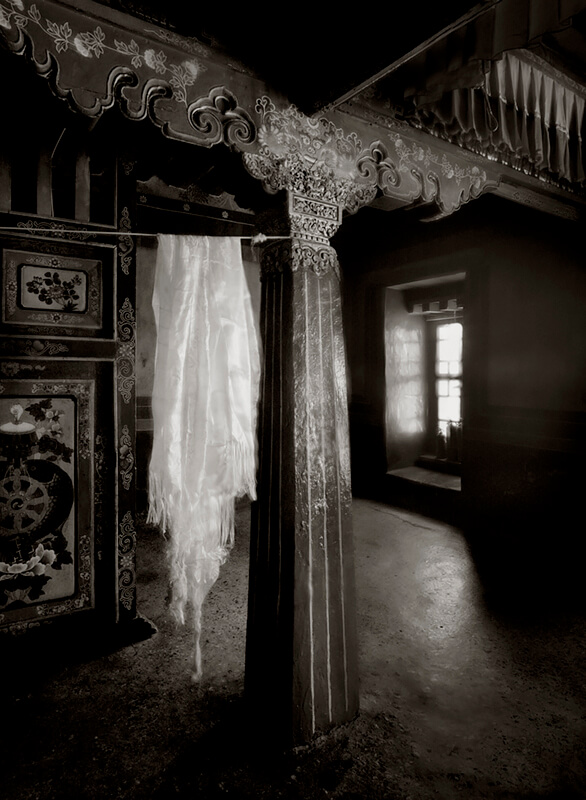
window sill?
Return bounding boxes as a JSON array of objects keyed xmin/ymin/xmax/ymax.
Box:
[
  {"xmin": 387, "ymin": 466, "xmax": 461, "ymax": 492},
  {"xmin": 416, "ymin": 454, "xmax": 461, "ymax": 476}
]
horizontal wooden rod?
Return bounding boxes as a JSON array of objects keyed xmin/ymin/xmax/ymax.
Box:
[{"xmin": 0, "ymin": 227, "xmax": 291, "ymax": 242}]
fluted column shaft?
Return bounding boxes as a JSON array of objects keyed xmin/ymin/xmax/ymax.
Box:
[{"xmin": 246, "ymin": 198, "xmax": 359, "ymax": 744}]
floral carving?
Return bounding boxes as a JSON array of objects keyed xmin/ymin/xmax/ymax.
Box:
[
  {"xmin": 118, "ymin": 206, "xmax": 134, "ymax": 276},
  {"xmin": 243, "ymin": 96, "xmax": 372, "ymax": 213},
  {"xmin": 292, "ymin": 243, "xmax": 340, "ymax": 279},
  {"xmin": 117, "ymin": 298, "xmax": 136, "ymax": 405},
  {"xmin": 118, "ymin": 510, "xmax": 136, "ymax": 612},
  {"xmin": 291, "ymin": 196, "xmax": 339, "ymax": 221},
  {"xmin": 289, "ymin": 213, "xmax": 339, "ymax": 244},
  {"xmin": 187, "ymin": 86, "xmax": 255, "ymax": 147},
  {"xmin": 119, "ymin": 425, "xmax": 134, "ymax": 490},
  {"xmin": 288, "ymin": 194, "xmax": 342, "ymax": 243},
  {"xmin": 260, "ymin": 241, "xmax": 340, "ymax": 280}
]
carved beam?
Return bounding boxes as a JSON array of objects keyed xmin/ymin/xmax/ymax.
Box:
[
  {"xmin": 1, "ymin": 1, "xmax": 503, "ymax": 220},
  {"xmin": 0, "ymin": 0, "xmax": 264, "ymax": 145}
]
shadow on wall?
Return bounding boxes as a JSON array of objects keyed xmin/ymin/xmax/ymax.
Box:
[{"xmin": 462, "ymin": 445, "xmax": 586, "ymax": 617}]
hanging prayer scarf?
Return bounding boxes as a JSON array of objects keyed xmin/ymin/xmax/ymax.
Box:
[{"xmin": 147, "ymin": 235, "xmax": 260, "ymax": 680}]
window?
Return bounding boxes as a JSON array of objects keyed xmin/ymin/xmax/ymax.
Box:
[
  {"xmin": 435, "ymin": 321, "xmax": 462, "ymax": 437},
  {"xmin": 426, "ymin": 319, "xmax": 463, "ymax": 467},
  {"xmin": 386, "ymin": 279, "xmax": 465, "ymax": 474}
]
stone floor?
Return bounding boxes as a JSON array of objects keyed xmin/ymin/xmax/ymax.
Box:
[{"xmin": 2, "ymin": 498, "xmax": 586, "ymax": 799}]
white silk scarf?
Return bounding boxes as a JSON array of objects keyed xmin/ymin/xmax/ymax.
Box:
[{"xmin": 147, "ymin": 235, "xmax": 260, "ymax": 680}]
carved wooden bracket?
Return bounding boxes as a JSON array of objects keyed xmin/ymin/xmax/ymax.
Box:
[{"xmin": 242, "ymin": 97, "xmax": 499, "ymax": 219}]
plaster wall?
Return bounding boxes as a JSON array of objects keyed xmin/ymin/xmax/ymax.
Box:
[
  {"xmin": 384, "ymin": 289, "xmax": 427, "ymax": 470},
  {"xmin": 336, "ymin": 194, "xmax": 586, "ymax": 536}
]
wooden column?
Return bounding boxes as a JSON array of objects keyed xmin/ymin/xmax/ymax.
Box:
[
  {"xmin": 0, "ymin": 153, "xmax": 11, "ymax": 212},
  {"xmin": 246, "ymin": 198, "xmax": 359, "ymax": 744}
]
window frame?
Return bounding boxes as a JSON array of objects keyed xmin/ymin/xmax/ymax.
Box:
[{"xmin": 423, "ymin": 314, "xmax": 464, "ymax": 469}]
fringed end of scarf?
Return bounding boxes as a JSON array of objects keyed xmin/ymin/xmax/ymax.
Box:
[
  {"xmin": 146, "ymin": 472, "xmax": 176, "ymax": 532},
  {"xmin": 230, "ymin": 436, "xmax": 258, "ymax": 503},
  {"xmin": 163, "ymin": 493, "xmax": 240, "ymax": 681}
]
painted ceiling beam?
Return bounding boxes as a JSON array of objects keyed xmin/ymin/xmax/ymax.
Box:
[{"xmin": 0, "ymin": 0, "xmax": 582, "ymax": 221}]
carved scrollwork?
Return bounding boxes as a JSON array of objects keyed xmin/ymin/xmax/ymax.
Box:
[
  {"xmin": 117, "ymin": 298, "xmax": 136, "ymax": 404},
  {"xmin": 116, "ymin": 75, "xmax": 173, "ymax": 120},
  {"xmin": 118, "ymin": 510, "xmax": 136, "ymax": 611},
  {"xmin": 289, "ymin": 212, "xmax": 339, "ymax": 243},
  {"xmin": 243, "ymin": 96, "xmax": 368, "ymax": 211},
  {"xmin": 187, "ymin": 86, "xmax": 255, "ymax": 147},
  {"xmin": 15, "ymin": 220, "xmax": 97, "ymax": 240},
  {"xmin": 288, "ymin": 194, "xmax": 342, "ymax": 243},
  {"xmin": 119, "ymin": 424, "xmax": 135, "ymax": 490},
  {"xmin": 292, "ymin": 242, "xmax": 340, "ymax": 279},
  {"xmin": 22, "ymin": 340, "xmax": 69, "ymax": 357},
  {"xmin": 260, "ymin": 240, "xmax": 339, "ymax": 280},
  {"xmin": 118, "ymin": 207, "xmax": 134, "ymax": 276},
  {"xmin": 356, "ymin": 140, "xmax": 401, "ymax": 191},
  {"xmin": 94, "ymin": 433, "xmax": 105, "ymax": 559},
  {"xmin": 291, "ymin": 196, "xmax": 339, "ymax": 221}
]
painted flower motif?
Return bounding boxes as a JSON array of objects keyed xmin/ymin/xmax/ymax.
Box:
[
  {"xmin": 37, "ymin": 544, "xmax": 57, "ymax": 567},
  {"xmin": 182, "ymin": 60, "xmax": 199, "ymax": 79},
  {"xmin": 0, "ymin": 9, "xmax": 11, "ymax": 28},
  {"xmin": 10, "ymin": 403, "xmax": 24, "ymax": 421},
  {"xmin": 143, "ymin": 48, "xmax": 157, "ymax": 69},
  {"xmin": 10, "ymin": 0, "xmax": 25, "ymax": 10},
  {"xmin": 0, "ymin": 545, "xmax": 56, "ymax": 579},
  {"xmin": 73, "ymin": 35, "xmax": 91, "ymax": 57}
]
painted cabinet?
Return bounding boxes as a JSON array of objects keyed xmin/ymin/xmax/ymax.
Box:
[{"xmin": 0, "ymin": 170, "xmax": 139, "ymax": 634}]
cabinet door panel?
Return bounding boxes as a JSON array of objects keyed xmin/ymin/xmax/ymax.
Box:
[{"xmin": 0, "ymin": 361, "xmax": 115, "ymax": 629}]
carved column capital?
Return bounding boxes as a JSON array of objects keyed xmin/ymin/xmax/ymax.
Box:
[
  {"xmin": 260, "ymin": 240, "xmax": 340, "ymax": 281},
  {"xmin": 242, "ymin": 96, "xmax": 377, "ymax": 216}
]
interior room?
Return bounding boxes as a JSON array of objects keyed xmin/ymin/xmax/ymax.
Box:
[{"xmin": 1, "ymin": 1, "xmax": 586, "ymax": 798}]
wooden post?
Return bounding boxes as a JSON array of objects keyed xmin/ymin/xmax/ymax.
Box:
[
  {"xmin": 245, "ymin": 210, "xmax": 359, "ymax": 744},
  {"xmin": 37, "ymin": 144, "xmax": 53, "ymax": 217},
  {"xmin": 0, "ymin": 153, "xmax": 11, "ymax": 212},
  {"xmin": 75, "ymin": 146, "xmax": 91, "ymax": 223}
]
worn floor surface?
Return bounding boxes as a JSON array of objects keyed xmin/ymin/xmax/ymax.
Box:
[{"xmin": 2, "ymin": 498, "xmax": 586, "ymax": 799}]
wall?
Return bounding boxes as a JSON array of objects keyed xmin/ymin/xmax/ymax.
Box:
[
  {"xmin": 335, "ymin": 194, "xmax": 586, "ymax": 569},
  {"xmin": 384, "ymin": 288, "xmax": 427, "ymax": 470}
]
